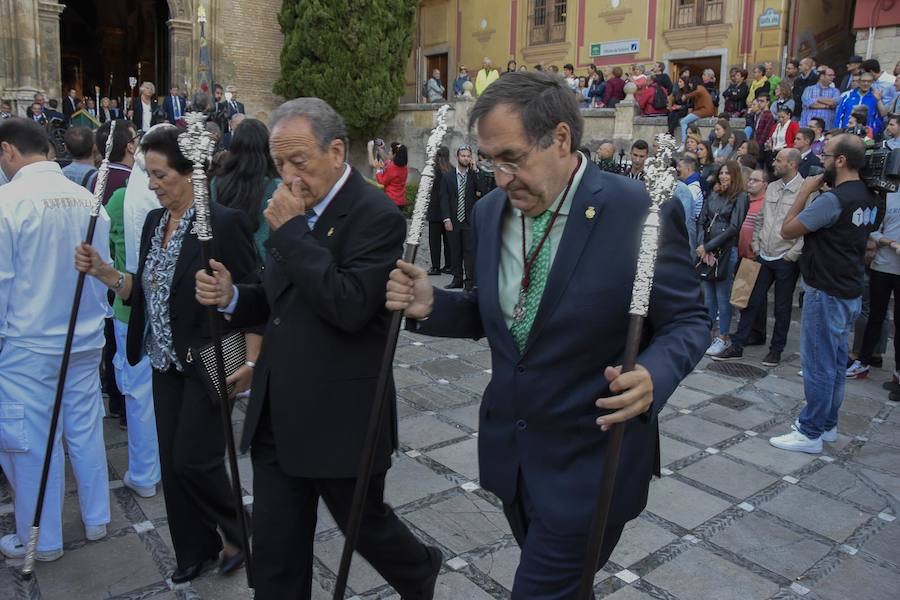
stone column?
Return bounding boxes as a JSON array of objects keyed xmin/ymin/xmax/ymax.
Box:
[
  {"xmin": 613, "ymin": 81, "xmax": 639, "ymax": 149},
  {"xmin": 1, "ymin": 0, "xmax": 43, "ymax": 114},
  {"xmin": 167, "ymin": 18, "xmax": 194, "ymax": 94},
  {"xmin": 37, "ymin": 1, "xmax": 65, "ymax": 98}
]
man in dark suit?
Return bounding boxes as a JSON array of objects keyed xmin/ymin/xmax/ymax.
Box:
[
  {"xmin": 440, "ymin": 144, "xmax": 477, "ymax": 290},
  {"xmin": 24, "ymin": 93, "xmax": 45, "ymax": 120},
  {"xmin": 195, "ymin": 98, "xmax": 441, "ymax": 600},
  {"xmin": 163, "ymin": 86, "xmax": 187, "ymax": 123},
  {"xmin": 794, "ymin": 127, "xmax": 822, "ymax": 177},
  {"xmin": 387, "ymin": 71, "xmax": 709, "ymax": 598},
  {"xmin": 63, "ymin": 89, "xmax": 79, "ymax": 118},
  {"xmin": 109, "ymin": 98, "xmax": 123, "ymax": 120},
  {"xmin": 223, "ymin": 85, "xmax": 245, "ymax": 117}
]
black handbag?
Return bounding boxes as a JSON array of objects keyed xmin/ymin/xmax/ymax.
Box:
[
  {"xmin": 188, "ymin": 331, "xmax": 247, "ymax": 403},
  {"xmin": 695, "ymin": 205, "xmax": 730, "ymax": 282}
]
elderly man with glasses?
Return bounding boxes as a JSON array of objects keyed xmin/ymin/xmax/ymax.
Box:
[{"xmin": 387, "ymin": 71, "xmax": 709, "ymax": 598}]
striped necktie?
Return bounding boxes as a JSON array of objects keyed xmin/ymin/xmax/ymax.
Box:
[
  {"xmin": 173, "ymin": 96, "xmax": 180, "ymax": 120},
  {"xmin": 457, "ymin": 172, "xmax": 466, "ymax": 222}
]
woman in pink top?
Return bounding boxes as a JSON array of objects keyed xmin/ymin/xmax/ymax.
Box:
[{"xmin": 375, "ymin": 142, "xmax": 409, "ymax": 208}]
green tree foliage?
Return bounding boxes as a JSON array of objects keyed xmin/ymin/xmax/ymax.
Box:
[{"xmin": 275, "ymin": 0, "xmax": 417, "ymax": 140}]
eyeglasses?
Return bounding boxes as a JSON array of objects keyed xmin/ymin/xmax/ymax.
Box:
[
  {"xmin": 821, "ymin": 153, "xmax": 840, "ymax": 159},
  {"xmin": 481, "ymin": 142, "xmax": 538, "ymax": 175}
]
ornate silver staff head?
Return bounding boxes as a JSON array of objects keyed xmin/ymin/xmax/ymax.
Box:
[
  {"xmin": 628, "ymin": 133, "xmax": 680, "ymax": 317},
  {"xmin": 406, "ymin": 104, "xmax": 451, "ymax": 246},
  {"xmin": 90, "ymin": 119, "xmax": 117, "ymax": 217},
  {"xmin": 177, "ymin": 112, "xmax": 214, "ymax": 241}
]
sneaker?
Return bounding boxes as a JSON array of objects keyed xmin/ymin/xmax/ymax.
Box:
[
  {"xmin": 846, "ymin": 360, "xmax": 870, "ymax": 379},
  {"xmin": 85, "ymin": 524, "xmax": 107, "ymax": 541},
  {"xmin": 761, "ymin": 350, "xmax": 781, "ymax": 367},
  {"xmin": 123, "ymin": 472, "xmax": 157, "ymax": 498},
  {"xmin": 769, "ymin": 430, "xmax": 822, "ymax": 454},
  {"xmin": 0, "ymin": 534, "xmax": 63, "ymax": 562},
  {"xmin": 711, "ymin": 345, "xmax": 744, "ymax": 361},
  {"xmin": 705, "ymin": 337, "xmax": 729, "ymax": 357}
]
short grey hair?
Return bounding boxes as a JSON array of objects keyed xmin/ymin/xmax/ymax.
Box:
[
  {"xmin": 140, "ymin": 81, "xmax": 155, "ymax": 95},
  {"xmin": 469, "ymin": 71, "xmax": 583, "ymax": 153},
  {"xmin": 192, "ymin": 92, "xmax": 210, "ymax": 112},
  {"xmin": 270, "ymin": 97, "xmax": 348, "ymax": 151}
]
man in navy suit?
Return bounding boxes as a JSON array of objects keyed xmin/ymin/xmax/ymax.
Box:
[
  {"xmin": 387, "ymin": 71, "xmax": 709, "ymax": 598},
  {"xmin": 163, "ymin": 86, "xmax": 187, "ymax": 123},
  {"xmin": 440, "ymin": 144, "xmax": 477, "ymax": 290}
]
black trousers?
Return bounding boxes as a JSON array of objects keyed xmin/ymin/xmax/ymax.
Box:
[
  {"xmin": 251, "ymin": 399, "xmax": 434, "ymax": 600},
  {"xmin": 102, "ymin": 317, "xmax": 124, "ymax": 415},
  {"xmin": 502, "ymin": 474, "xmax": 624, "ymax": 599},
  {"xmin": 667, "ymin": 108, "xmax": 688, "ymax": 135},
  {"xmin": 427, "ymin": 220, "xmax": 451, "ymax": 270},
  {"xmin": 152, "ymin": 367, "xmax": 246, "ymax": 568},
  {"xmin": 859, "ymin": 269, "xmax": 900, "ymax": 368},
  {"xmin": 449, "ymin": 221, "xmax": 475, "ymax": 283},
  {"xmin": 733, "ymin": 258, "xmax": 798, "ymax": 352}
]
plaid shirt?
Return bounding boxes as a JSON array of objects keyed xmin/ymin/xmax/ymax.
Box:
[
  {"xmin": 754, "ymin": 110, "xmax": 777, "ymax": 148},
  {"xmin": 800, "ymin": 83, "xmax": 841, "ymax": 127}
]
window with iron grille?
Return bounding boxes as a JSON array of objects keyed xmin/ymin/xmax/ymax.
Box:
[
  {"xmin": 528, "ymin": 0, "xmax": 567, "ymax": 46},
  {"xmin": 672, "ymin": 0, "xmax": 725, "ymax": 28}
]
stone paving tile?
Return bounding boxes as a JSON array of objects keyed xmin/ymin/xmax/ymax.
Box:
[
  {"xmin": 802, "ymin": 464, "xmax": 889, "ymax": 513},
  {"xmin": 660, "ymin": 414, "xmax": 742, "ymax": 446},
  {"xmin": 453, "ymin": 372, "xmax": 491, "ymax": 396},
  {"xmin": 644, "ymin": 546, "xmax": 780, "ymax": 600},
  {"xmin": 677, "ymin": 455, "xmax": 778, "ymax": 499},
  {"xmin": 399, "ymin": 414, "xmax": 469, "ymax": 450},
  {"xmin": 384, "ymin": 454, "xmax": 457, "ymax": 508},
  {"xmin": 665, "ymin": 387, "xmax": 714, "ymax": 409},
  {"xmin": 605, "ymin": 587, "xmax": 655, "ymax": 600},
  {"xmin": 759, "ymin": 485, "xmax": 871, "ymax": 542},
  {"xmin": 694, "ymin": 403, "xmax": 776, "ymax": 430},
  {"xmin": 711, "ymin": 511, "xmax": 832, "ymax": 580},
  {"xmin": 419, "ymin": 357, "xmax": 482, "ymax": 381},
  {"xmin": 404, "ymin": 492, "xmax": 510, "ymax": 555},
  {"xmin": 426, "ymin": 338, "xmax": 488, "ymax": 357},
  {"xmin": 430, "ymin": 572, "xmax": 495, "ymax": 599},
  {"xmin": 37, "ymin": 534, "xmax": 162, "ymax": 599},
  {"xmin": 870, "ymin": 421, "xmax": 900, "ymax": 448},
  {"xmin": 853, "ymin": 442, "xmax": 900, "ymax": 476},
  {"xmin": 471, "ymin": 544, "xmax": 520, "ymax": 591},
  {"xmin": 659, "ymin": 435, "xmax": 701, "ymax": 466},
  {"xmin": 813, "ymin": 555, "xmax": 900, "ymax": 600},
  {"xmin": 314, "ymin": 535, "xmax": 388, "ymax": 593},
  {"xmin": 401, "ymin": 384, "xmax": 478, "ymax": 411},
  {"xmin": 724, "ymin": 437, "xmax": 817, "ymax": 474},
  {"xmin": 393, "ymin": 366, "xmax": 436, "ymax": 389},
  {"xmin": 754, "ymin": 374, "xmax": 805, "ymax": 399},
  {"xmin": 841, "ymin": 394, "xmax": 888, "ymax": 418},
  {"xmin": 645, "ymin": 477, "xmax": 731, "ymax": 529},
  {"xmin": 681, "ymin": 372, "xmax": 745, "ymax": 396},
  {"xmin": 441, "ymin": 404, "xmax": 480, "ymax": 430},
  {"xmin": 426, "ymin": 438, "xmax": 480, "ymax": 481},
  {"xmin": 608, "ymin": 517, "xmax": 677, "ymax": 567},
  {"xmin": 394, "ymin": 344, "xmax": 441, "ymax": 365}
]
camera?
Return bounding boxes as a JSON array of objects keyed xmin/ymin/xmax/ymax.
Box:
[{"xmin": 861, "ymin": 145, "xmax": 900, "ymax": 194}]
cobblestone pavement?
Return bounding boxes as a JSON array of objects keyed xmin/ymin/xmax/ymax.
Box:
[{"xmin": 2, "ymin": 273, "xmax": 900, "ymax": 599}]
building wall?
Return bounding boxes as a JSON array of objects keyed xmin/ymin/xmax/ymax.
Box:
[{"xmin": 407, "ymin": 0, "xmax": 856, "ymax": 97}]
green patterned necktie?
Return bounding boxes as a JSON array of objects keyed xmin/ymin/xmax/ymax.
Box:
[{"xmin": 510, "ymin": 210, "xmax": 553, "ymax": 352}]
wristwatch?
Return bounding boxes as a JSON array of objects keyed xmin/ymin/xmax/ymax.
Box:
[{"xmin": 111, "ymin": 271, "xmax": 125, "ymax": 291}]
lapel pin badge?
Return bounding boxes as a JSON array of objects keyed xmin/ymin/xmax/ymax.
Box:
[
  {"xmin": 585, "ymin": 206, "xmax": 596, "ymax": 220},
  {"xmin": 327, "ymin": 227, "xmax": 335, "ymax": 237}
]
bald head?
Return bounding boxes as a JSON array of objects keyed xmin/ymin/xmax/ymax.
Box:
[
  {"xmin": 773, "ymin": 148, "xmax": 800, "ymax": 180},
  {"xmin": 598, "ymin": 142, "xmax": 615, "ymax": 160}
]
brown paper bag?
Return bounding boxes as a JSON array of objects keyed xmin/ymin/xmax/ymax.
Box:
[{"xmin": 730, "ymin": 258, "xmax": 761, "ymax": 309}]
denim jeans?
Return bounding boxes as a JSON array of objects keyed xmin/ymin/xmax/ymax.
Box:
[
  {"xmin": 702, "ymin": 247, "xmax": 737, "ymax": 336},
  {"xmin": 797, "ymin": 285, "xmax": 861, "ymax": 439},
  {"xmin": 680, "ymin": 113, "xmax": 700, "ymax": 143}
]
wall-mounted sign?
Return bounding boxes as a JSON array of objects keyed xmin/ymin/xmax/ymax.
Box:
[
  {"xmin": 758, "ymin": 8, "xmax": 781, "ymax": 29},
  {"xmin": 590, "ymin": 39, "xmax": 639, "ymax": 58}
]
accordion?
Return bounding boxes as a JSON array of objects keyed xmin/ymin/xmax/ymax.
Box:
[{"xmin": 190, "ymin": 331, "xmax": 247, "ymax": 404}]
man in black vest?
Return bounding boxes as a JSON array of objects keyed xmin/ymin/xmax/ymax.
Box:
[{"xmin": 772, "ymin": 133, "xmax": 877, "ymax": 453}]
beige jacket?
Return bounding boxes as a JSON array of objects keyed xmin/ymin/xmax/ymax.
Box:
[{"xmin": 752, "ymin": 174, "xmax": 805, "ymax": 262}]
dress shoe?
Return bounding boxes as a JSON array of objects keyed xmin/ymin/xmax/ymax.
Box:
[
  {"xmin": 445, "ymin": 279, "xmax": 463, "ymax": 289},
  {"xmin": 426, "ymin": 268, "xmax": 441, "ymax": 276},
  {"xmin": 171, "ymin": 559, "xmax": 214, "ymax": 584},
  {"xmin": 441, "ymin": 267, "xmax": 452, "ymax": 274},
  {"xmin": 219, "ymin": 550, "xmax": 244, "ymax": 576},
  {"xmin": 402, "ymin": 545, "xmax": 443, "ymax": 600}
]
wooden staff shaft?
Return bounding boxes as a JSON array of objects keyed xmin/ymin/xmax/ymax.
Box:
[
  {"xmin": 23, "ymin": 216, "xmax": 101, "ymax": 577},
  {"xmin": 576, "ymin": 315, "xmax": 644, "ymax": 599},
  {"xmin": 199, "ymin": 240, "xmax": 254, "ymax": 589},
  {"xmin": 332, "ymin": 242, "xmax": 417, "ymax": 600}
]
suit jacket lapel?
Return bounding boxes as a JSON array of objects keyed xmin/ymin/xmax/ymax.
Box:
[
  {"xmin": 172, "ymin": 213, "xmax": 200, "ymax": 289},
  {"xmin": 523, "ymin": 165, "xmax": 604, "ymax": 354}
]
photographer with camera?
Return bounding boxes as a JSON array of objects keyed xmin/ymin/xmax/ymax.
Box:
[{"xmin": 770, "ymin": 134, "xmax": 879, "ymax": 453}]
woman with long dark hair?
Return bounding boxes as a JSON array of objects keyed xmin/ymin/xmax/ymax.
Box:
[
  {"xmin": 210, "ymin": 118, "xmax": 280, "ymax": 265},
  {"xmin": 696, "ymin": 160, "xmax": 749, "ymax": 357},
  {"xmin": 427, "ymin": 146, "xmax": 452, "ymax": 275}
]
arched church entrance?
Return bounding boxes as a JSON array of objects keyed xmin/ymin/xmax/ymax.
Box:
[{"xmin": 59, "ymin": 0, "xmax": 181, "ymax": 106}]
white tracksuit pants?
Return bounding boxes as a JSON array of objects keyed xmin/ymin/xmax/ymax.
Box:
[
  {"xmin": 112, "ymin": 319, "xmax": 160, "ymax": 488},
  {"xmin": 0, "ymin": 344, "xmax": 109, "ymax": 552}
]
